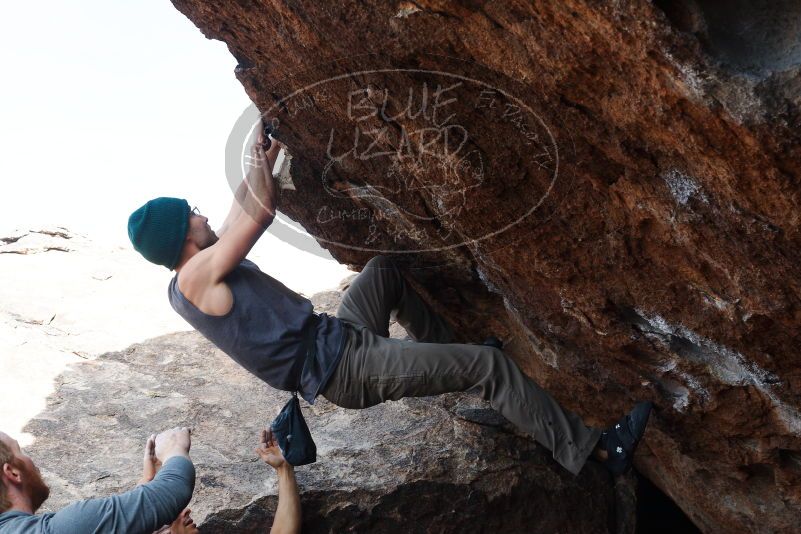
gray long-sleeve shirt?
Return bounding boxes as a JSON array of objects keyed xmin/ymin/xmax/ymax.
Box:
[{"xmin": 0, "ymin": 456, "xmax": 195, "ymax": 534}]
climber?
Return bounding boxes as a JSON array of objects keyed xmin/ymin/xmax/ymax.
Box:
[
  {"xmin": 127, "ymin": 119, "xmax": 652, "ymax": 477},
  {"xmin": 0, "ymin": 427, "xmax": 195, "ymax": 533}
]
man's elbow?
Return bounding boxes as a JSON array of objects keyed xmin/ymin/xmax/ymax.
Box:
[
  {"xmin": 241, "ymin": 204, "xmax": 276, "ymax": 229},
  {"xmin": 175, "ymin": 477, "xmax": 195, "ymax": 509},
  {"xmin": 258, "ymin": 211, "xmax": 276, "ymax": 229},
  {"xmin": 154, "ymin": 461, "xmax": 196, "ymax": 513}
]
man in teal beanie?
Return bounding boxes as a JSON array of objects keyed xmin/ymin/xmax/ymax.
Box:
[
  {"xmin": 127, "ymin": 197, "xmax": 194, "ymax": 270},
  {"xmin": 128, "ymin": 121, "xmax": 652, "ymax": 477}
]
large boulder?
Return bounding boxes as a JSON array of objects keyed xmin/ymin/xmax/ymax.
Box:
[
  {"xmin": 164, "ymin": 2, "xmax": 801, "ymax": 532},
  {"xmin": 25, "ymin": 325, "xmax": 620, "ymax": 532}
]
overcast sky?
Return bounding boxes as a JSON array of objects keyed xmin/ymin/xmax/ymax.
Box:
[
  {"xmin": 1, "ymin": 0, "xmax": 236, "ymax": 234},
  {"xmin": 0, "ymin": 0, "xmax": 350, "ymax": 289}
]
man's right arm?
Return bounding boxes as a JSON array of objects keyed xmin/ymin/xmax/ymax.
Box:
[
  {"xmin": 180, "ymin": 138, "xmax": 281, "ymax": 301},
  {"xmin": 271, "ymin": 464, "xmax": 301, "ymax": 534},
  {"xmin": 46, "ymin": 456, "xmax": 195, "ymax": 534}
]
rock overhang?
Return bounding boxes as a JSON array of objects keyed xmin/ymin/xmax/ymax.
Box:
[{"xmin": 165, "ymin": 2, "xmax": 801, "ymax": 531}]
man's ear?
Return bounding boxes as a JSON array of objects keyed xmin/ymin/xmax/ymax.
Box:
[{"xmin": 2, "ymin": 462, "xmax": 22, "ymax": 485}]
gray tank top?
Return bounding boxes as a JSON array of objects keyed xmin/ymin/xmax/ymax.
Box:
[{"xmin": 168, "ymin": 259, "xmax": 345, "ymax": 403}]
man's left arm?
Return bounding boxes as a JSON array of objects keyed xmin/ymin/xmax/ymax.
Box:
[
  {"xmin": 46, "ymin": 456, "xmax": 195, "ymax": 534},
  {"xmin": 255, "ymin": 429, "xmax": 301, "ymax": 534}
]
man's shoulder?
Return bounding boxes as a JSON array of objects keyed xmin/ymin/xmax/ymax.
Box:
[
  {"xmin": 173, "ymin": 254, "xmax": 213, "ymax": 305},
  {"xmin": 180, "ymin": 255, "xmax": 256, "ymax": 283},
  {"xmin": 0, "ymin": 510, "xmax": 49, "ymax": 531},
  {"xmin": 0, "ymin": 510, "xmax": 35, "ymax": 521},
  {"xmin": 172, "ymin": 261, "xmax": 238, "ymax": 318}
]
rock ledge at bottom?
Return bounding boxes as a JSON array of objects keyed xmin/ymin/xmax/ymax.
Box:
[{"xmin": 24, "ymin": 330, "xmax": 619, "ymax": 533}]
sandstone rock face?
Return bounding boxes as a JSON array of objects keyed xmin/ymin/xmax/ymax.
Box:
[
  {"xmin": 167, "ymin": 1, "xmax": 801, "ymax": 532},
  {"xmin": 25, "ymin": 324, "xmax": 618, "ymax": 532}
]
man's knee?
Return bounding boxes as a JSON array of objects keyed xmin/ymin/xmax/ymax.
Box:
[
  {"xmin": 362, "ymin": 255, "xmax": 400, "ymax": 284},
  {"xmin": 480, "ymin": 347, "xmax": 518, "ymax": 383}
]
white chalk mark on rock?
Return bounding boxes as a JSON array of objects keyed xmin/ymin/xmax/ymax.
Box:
[{"xmin": 662, "ymin": 169, "xmax": 708, "ymax": 206}]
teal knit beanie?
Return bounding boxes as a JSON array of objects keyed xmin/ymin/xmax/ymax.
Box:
[{"xmin": 127, "ymin": 197, "xmax": 190, "ymax": 270}]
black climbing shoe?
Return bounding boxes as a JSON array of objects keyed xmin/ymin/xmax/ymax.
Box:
[
  {"xmin": 481, "ymin": 336, "xmax": 503, "ymax": 350},
  {"xmin": 599, "ymin": 401, "xmax": 653, "ymax": 476}
]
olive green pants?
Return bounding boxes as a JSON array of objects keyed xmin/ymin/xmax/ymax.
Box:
[{"xmin": 321, "ymin": 256, "xmax": 601, "ymax": 475}]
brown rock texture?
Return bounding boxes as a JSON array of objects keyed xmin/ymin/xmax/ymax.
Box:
[{"xmin": 168, "ymin": 1, "xmax": 801, "ymax": 532}]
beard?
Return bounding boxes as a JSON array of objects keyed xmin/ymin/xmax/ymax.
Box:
[
  {"xmin": 205, "ymin": 230, "xmax": 219, "ymax": 248},
  {"xmin": 19, "ymin": 461, "xmax": 49, "ymax": 512},
  {"xmin": 190, "ymin": 227, "xmax": 218, "ymax": 250},
  {"xmin": 200, "ymin": 230, "xmax": 219, "ymax": 249}
]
